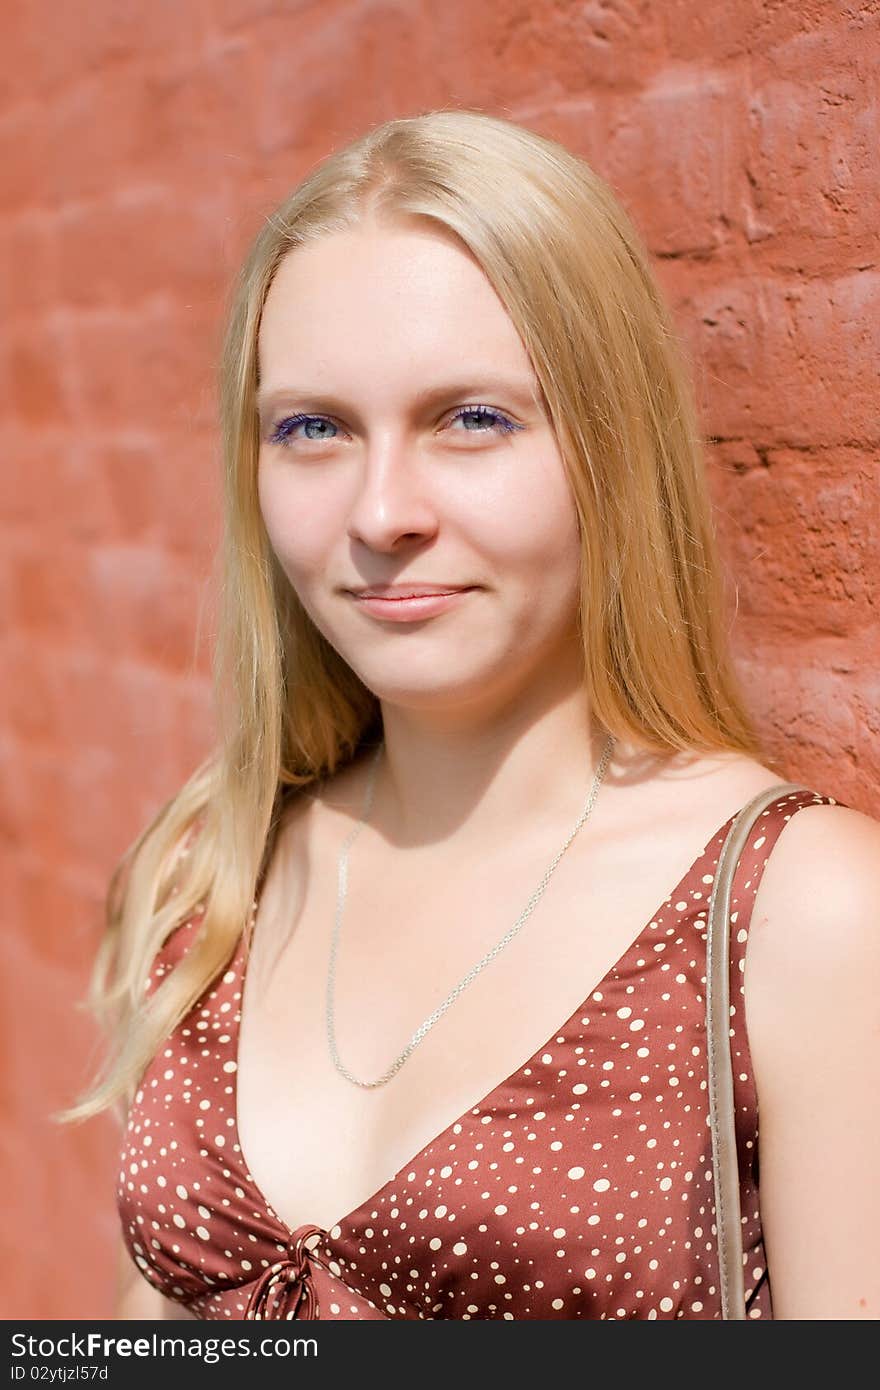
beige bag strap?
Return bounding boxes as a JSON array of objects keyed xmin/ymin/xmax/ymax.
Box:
[{"xmin": 705, "ymin": 781, "xmax": 809, "ymax": 1319}]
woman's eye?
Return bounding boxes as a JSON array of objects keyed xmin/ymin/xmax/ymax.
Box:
[
  {"xmin": 268, "ymin": 413, "xmax": 337, "ymax": 446},
  {"xmin": 447, "ymin": 405, "xmax": 520, "ymax": 435}
]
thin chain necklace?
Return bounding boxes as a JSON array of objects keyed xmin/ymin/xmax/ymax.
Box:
[{"xmin": 326, "ymin": 732, "xmax": 616, "ymax": 1089}]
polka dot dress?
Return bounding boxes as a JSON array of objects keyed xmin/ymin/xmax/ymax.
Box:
[{"xmin": 117, "ymin": 788, "xmax": 838, "ymax": 1319}]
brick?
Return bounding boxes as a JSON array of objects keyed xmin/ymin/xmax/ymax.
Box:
[
  {"xmin": 85, "ymin": 543, "xmax": 206, "ymax": 669},
  {"xmin": 601, "ymin": 66, "xmax": 747, "ymax": 256},
  {"xmin": 129, "ymin": 39, "xmax": 260, "ymax": 179},
  {"xmin": 0, "ymin": 211, "xmax": 59, "ymax": 317},
  {"xmin": 659, "ymin": 0, "xmax": 863, "ymax": 64},
  {"xmin": 763, "ymin": 9, "xmax": 878, "ymax": 87},
  {"xmin": 15, "ymin": 74, "xmax": 147, "ymax": 205},
  {"xmin": 209, "ymin": 0, "xmax": 304, "ymax": 30},
  {"xmin": 0, "ymin": 1103, "xmax": 115, "ymax": 1317},
  {"xmin": 0, "ymin": 639, "xmax": 58, "ymax": 744},
  {"xmin": 7, "ymin": 316, "xmax": 78, "ymax": 424},
  {"xmin": 64, "ymin": 302, "xmax": 218, "ymax": 428},
  {"xmin": 0, "ymin": 106, "xmax": 49, "ymax": 213},
  {"xmin": 0, "ymin": 739, "xmax": 23, "ymax": 846},
  {"xmin": 94, "ymin": 433, "xmax": 184, "ymax": 545},
  {"xmin": 8, "ymin": 540, "xmax": 94, "ymax": 640},
  {"xmin": 97, "ymin": 661, "xmax": 198, "ymax": 810},
  {"xmin": 9, "ymin": 652, "xmax": 203, "ymax": 849},
  {"xmin": 0, "ymin": 938, "xmax": 120, "ymax": 1317},
  {"xmin": 39, "ymin": 71, "xmax": 167, "ymax": 204},
  {"xmin": 17, "ymin": 851, "xmax": 106, "ymax": 973},
  {"xmin": 0, "ymin": 744, "xmax": 67, "ymax": 867},
  {"xmin": 83, "ymin": 427, "xmax": 221, "ymax": 557},
  {"xmin": 734, "ymin": 646, "xmax": 880, "ymax": 811},
  {"xmin": 852, "ymin": 675, "xmax": 880, "ymax": 807},
  {"xmin": 0, "ymin": 430, "xmax": 51, "ymax": 524},
  {"xmin": 689, "ymin": 269, "xmax": 880, "ymax": 444},
  {"xmin": 712, "ymin": 448, "xmax": 879, "ymax": 637},
  {"xmin": 170, "ymin": 675, "xmax": 217, "ymax": 766},
  {"xmin": 745, "ymin": 70, "xmax": 879, "ymax": 246},
  {"xmin": 151, "ymin": 430, "xmax": 223, "ymax": 558},
  {"xmin": 0, "ymin": 428, "xmax": 117, "ymax": 538},
  {"xmin": 54, "ymin": 189, "xmax": 229, "ymax": 307},
  {"xmin": 512, "ymin": 96, "xmax": 604, "ymax": 172},
  {"xmin": 484, "ymin": 0, "xmax": 664, "ymax": 99},
  {"xmin": 0, "ymin": 939, "xmax": 97, "ymax": 1112},
  {"xmin": 0, "ymin": 0, "xmax": 208, "ymax": 106},
  {"xmin": 28, "ymin": 647, "xmax": 134, "ymax": 750},
  {"xmin": 737, "ymin": 647, "xmax": 856, "ymax": 754},
  {"xmin": 253, "ymin": 12, "xmax": 383, "ymax": 159}
]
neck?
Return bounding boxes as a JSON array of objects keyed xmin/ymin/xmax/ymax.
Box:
[{"xmin": 361, "ymin": 677, "xmax": 615, "ymax": 858}]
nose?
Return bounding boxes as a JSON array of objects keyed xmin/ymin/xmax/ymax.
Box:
[
  {"xmin": 345, "ymin": 440, "xmax": 439, "ymax": 551},
  {"xmin": 244, "ymin": 1224, "xmax": 324, "ymax": 1320}
]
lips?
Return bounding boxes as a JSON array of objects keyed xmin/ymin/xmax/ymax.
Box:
[
  {"xmin": 348, "ymin": 585, "xmax": 473, "ymax": 598},
  {"xmin": 347, "ymin": 587, "xmax": 476, "ymax": 621}
]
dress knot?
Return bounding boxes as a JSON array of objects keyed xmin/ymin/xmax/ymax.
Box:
[{"xmin": 244, "ymin": 1224, "xmax": 325, "ymax": 1320}]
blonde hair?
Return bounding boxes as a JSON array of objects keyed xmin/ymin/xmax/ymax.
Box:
[{"xmin": 55, "ymin": 107, "xmax": 764, "ymax": 1128}]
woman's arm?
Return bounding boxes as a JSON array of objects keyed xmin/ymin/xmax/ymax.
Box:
[
  {"xmin": 114, "ymin": 1232, "xmax": 198, "ymax": 1320},
  {"xmin": 745, "ymin": 802, "xmax": 880, "ymax": 1319}
]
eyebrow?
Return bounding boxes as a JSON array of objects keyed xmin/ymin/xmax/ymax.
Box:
[{"xmin": 255, "ymin": 375, "xmax": 543, "ymax": 420}]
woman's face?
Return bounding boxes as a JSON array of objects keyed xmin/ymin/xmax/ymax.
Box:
[{"xmin": 256, "ymin": 219, "xmax": 584, "ymax": 719}]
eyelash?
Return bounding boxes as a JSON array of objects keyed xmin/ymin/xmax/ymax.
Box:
[{"xmin": 267, "ymin": 404, "xmax": 522, "ymax": 448}]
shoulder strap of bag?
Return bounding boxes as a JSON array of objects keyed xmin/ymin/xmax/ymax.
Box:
[{"xmin": 705, "ymin": 780, "xmax": 810, "ymax": 1320}]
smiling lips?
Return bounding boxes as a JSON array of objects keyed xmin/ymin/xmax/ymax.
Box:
[
  {"xmin": 347, "ymin": 586, "xmax": 477, "ymax": 621},
  {"xmin": 348, "ymin": 583, "xmax": 473, "ymax": 597}
]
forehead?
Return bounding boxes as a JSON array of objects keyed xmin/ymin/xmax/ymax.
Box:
[{"xmin": 257, "ymin": 222, "xmax": 536, "ymax": 390}]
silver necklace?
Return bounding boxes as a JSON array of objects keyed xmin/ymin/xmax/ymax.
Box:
[{"xmin": 326, "ymin": 732, "xmax": 616, "ymax": 1089}]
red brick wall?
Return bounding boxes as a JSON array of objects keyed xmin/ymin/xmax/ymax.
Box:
[{"xmin": 1, "ymin": 1, "xmax": 876, "ymax": 1319}]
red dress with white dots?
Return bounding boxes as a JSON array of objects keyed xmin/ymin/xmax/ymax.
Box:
[{"xmin": 117, "ymin": 787, "xmax": 837, "ymax": 1320}]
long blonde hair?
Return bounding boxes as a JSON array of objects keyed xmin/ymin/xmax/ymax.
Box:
[{"xmin": 55, "ymin": 107, "xmax": 765, "ymax": 1128}]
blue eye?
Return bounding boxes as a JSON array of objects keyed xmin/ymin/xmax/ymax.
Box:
[
  {"xmin": 266, "ymin": 405, "xmax": 522, "ymax": 448},
  {"xmin": 447, "ymin": 405, "xmax": 520, "ymax": 435},
  {"xmin": 268, "ymin": 413, "xmax": 336, "ymax": 446}
]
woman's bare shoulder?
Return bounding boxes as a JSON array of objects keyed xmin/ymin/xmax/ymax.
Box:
[
  {"xmin": 742, "ymin": 787, "xmax": 880, "ymax": 1036},
  {"xmin": 748, "ymin": 795, "xmax": 880, "ymax": 979},
  {"xmin": 635, "ymin": 748, "xmax": 879, "ymax": 1004},
  {"xmin": 739, "ymin": 794, "xmax": 880, "ymax": 1317}
]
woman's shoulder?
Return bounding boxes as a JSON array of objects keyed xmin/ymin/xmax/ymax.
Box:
[
  {"xmin": 711, "ymin": 744, "xmax": 877, "ymax": 948},
  {"xmin": 733, "ymin": 776, "xmax": 880, "ymax": 1318},
  {"xmin": 646, "ymin": 746, "xmax": 878, "ymax": 981},
  {"xmin": 741, "ymin": 776, "xmax": 880, "ymax": 1066},
  {"xmin": 666, "ymin": 747, "xmax": 873, "ymax": 863},
  {"xmin": 748, "ymin": 786, "xmax": 880, "ymax": 963}
]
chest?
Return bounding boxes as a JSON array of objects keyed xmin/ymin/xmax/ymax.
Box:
[{"xmin": 233, "ymin": 814, "xmax": 720, "ymax": 1236}]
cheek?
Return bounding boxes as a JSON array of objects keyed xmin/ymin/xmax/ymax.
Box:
[
  {"xmin": 257, "ymin": 464, "xmax": 334, "ymax": 581},
  {"xmin": 476, "ymin": 468, "xmax": 581, "ymax": 576}
]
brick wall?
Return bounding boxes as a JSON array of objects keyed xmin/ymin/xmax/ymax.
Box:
[{"xmin": 1, "ymin": 0, "xmax": 876, "ymax": 1318}]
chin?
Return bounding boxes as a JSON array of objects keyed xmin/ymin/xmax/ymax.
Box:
[{"xmin": 345, "ymin": 664, "xmax": 497, "ymax": 705}]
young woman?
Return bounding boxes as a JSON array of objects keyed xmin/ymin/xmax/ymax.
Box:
[{"xmin": 60, "ymin": 109, "xmax": 879, "ymax": 1321}]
